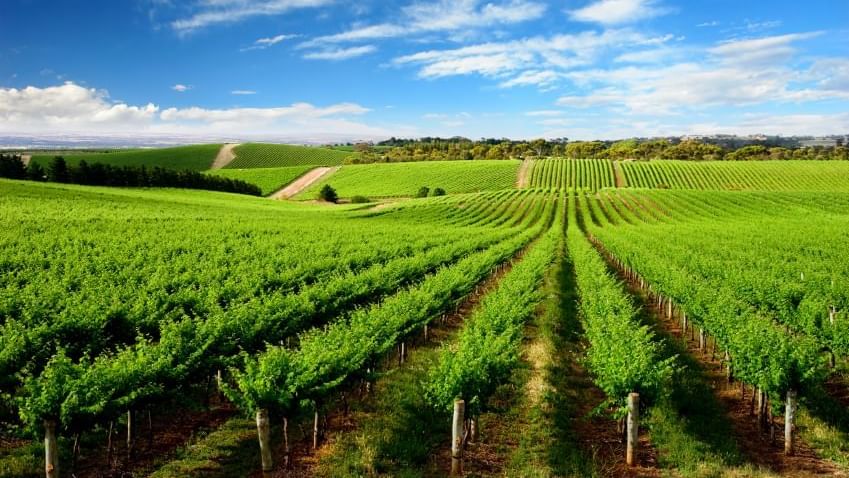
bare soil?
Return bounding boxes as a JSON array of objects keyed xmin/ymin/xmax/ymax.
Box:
[
  {"xmin": 271, "ymin": 167, "xmax": 338, "ymax": 200},
  {"xmin": 209, "ymin": 143, "xmax": 241, "ymax": 170},
  {"xmin": 517, "ymin": 159, "xmax": 532, "ymax": 188},
  {"xmin": 613, "ymin": 161, "xmax": 626, "ymax": 188},
  {"xmin": 21, "ymin": 154, "xmax": 31, "ymax": 166}
]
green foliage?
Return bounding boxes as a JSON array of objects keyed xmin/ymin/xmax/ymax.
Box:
[
  {"xmin": 205, "ymin": 165, "xmax": 313, "ymax": 195},
  {"xmin": 318, "ymin": 184, "xmax": 338, "ymax": 203},
  {"xmin": 415, "ymin": 186, "xmax": 430, "ymax": 198},
  {"xmin": 568, "ymin": 193, "xmax": 674, "ymax": 412},
  {"xmin": 619, "ymin": 160, "xmax": 849, "ymax": 192},
  {"xmin": 297, "ymin": 160, "xmax": 521, "ymax": 199},
  {"xmin": 586, "ymin": 189, "xmax": 833, "ymax": 397},
  {"xmin": 528, "ymin": 159, "xmax": 615, "ymax": 191},
  {"xmin": 226, "ymin": 143, "xmax": 354, "ymax": 168},
  {"xmin": 425, "ymin": 196, "xmax": 562, "ymax": 417},
  {"xmin": 349, "ymin": 195, "xmax": 371, "ymax": 203},
  {"xmin": 31, "ymin": 144, "xmax": 222, "ymax": 171},
  {"xmin": 430, "ymin": 187, "xmax": 446, "ymax": 197},
  {"xmin": 47, "ymin": 157, "xmax": 69, "ymax": 183}
]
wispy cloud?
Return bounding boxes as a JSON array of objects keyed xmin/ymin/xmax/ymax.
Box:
[
  {"xmin": 394, "ymin": 29, "xmax": 673, "ymax": 81},
  {"xmin": 697, "ymin": 20, "xmax": 719, "ymax": 27},
  {"xmin": 231, "ymin": 90, "xmax": 257, "ymax": 95},
  {"xmin": 172, "ymin": 84, "xmax": 191, "ymax": 92},
  {"xmin": 303, "ymin": 45, "xmax": 377, "ymax": 60},
  {"xmin": 297, "ymin": 0, "xmax": 546, "ymax": 50},
  {"xmin": 172, "ymin": 0, "xmax": 333, "ymax": 33},
  {"xmin": 569, "ymin": 0, "xmax": 670, "ymax": 25},
  {"xmin": 241, "ymin": 33, "xmax": 299, "ymax": 51}
]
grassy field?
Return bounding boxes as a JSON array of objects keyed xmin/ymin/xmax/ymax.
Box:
[
  {"xmin": 295, "ymin": 160, "xmax": 521, "ymax": 199},
  {"xmin": 226, "ymin": 143, "xmax": 355, "ymax": 168},
  {"xmin": 205, "ymin": 165, "xmax": 314, "ymax": 195},
  {"xmin": 30, "ymin": 144, "xmax": 222, "ymax": 171}
]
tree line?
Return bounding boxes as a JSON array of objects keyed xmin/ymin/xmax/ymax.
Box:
[
  {"xmin": 345, "ymin": 138, "xmax": 849, "ymax": 164},
  {"xmin": 0, "ymin": 154, "xmax": 262, "ymax": 196}
]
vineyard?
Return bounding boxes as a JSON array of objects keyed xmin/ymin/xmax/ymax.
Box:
[
  {"xmin": 294, "ymin": 160, "xmax": 521, "ymax": 199},
  {"xmin": 29, "ymin": 145, "xmax": 222, "ymax": 171},
  {"xmin": 225, "ymin": 143, "xmax": 355, "ymax": 169},
  {"xmin": 204, "ymin": 166, "xmax": 315, "ymax": 195},
  {"xmin": 527, "ymin": 158, "xmax": 616, "ymax": 191},
  {"xmin": 617, "ymin": 159, "xmax": 849, "ymax": 191},
  {"xmin": 3, "ymin": 156, "xmax": 849, "ymax": 478}
]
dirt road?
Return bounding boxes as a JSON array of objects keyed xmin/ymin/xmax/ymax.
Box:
[
  {"xmin": 209, "ymin": 143, "xmax": 241, "ymax": 169},
  {"xmin": 271, "ymin": 166, "xmax": 339, "ymax": 200},
  {"xmin": 516, "ymin": 159, "xmax": 532, "ymax": 188}
]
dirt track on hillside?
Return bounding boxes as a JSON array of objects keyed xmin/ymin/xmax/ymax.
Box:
[
  {"xmin": 21, "ymin": 154, "xmax": 31, "ymax": 166},
  {"xmin": 271, "ymin": 166, "xmax": 338, "ymax": 199},
  {"xmin": 209, "ymin": 143, "xmax": 241, "ymax": 169},
  {"xmin": 517, "ymin": 159, "xmax": 532, "ymax": 188}
]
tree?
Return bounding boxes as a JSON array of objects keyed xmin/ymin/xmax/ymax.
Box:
[
  {"xmin": 27, "ymin": 161, "xmax": 47, "ymax": 181},
  {"xmin": 416, "ymin": 186, "xmax": 430, "ymax": 198},
  {"xmin": 47, "ymin": 157, "xmax": 70, "ymax": 183},
  {"xmin": 317, "ymin": 184, "xmax": 338, "ymax": 203},
  {"xmin": 430, "ymin": 187, "xmax": 446, "ymax": 197},
  {"xmin": 0, "ymin": 154, "xmax": 27, "ymax": 179}
]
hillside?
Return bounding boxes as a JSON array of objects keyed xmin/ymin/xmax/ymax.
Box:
[
  {"xmin": 29, "ymin": 144, "xmax": 222, "ymax": 171},
  {"xmin": 206, "ymin": 165, "xmax": 315, "ymax": 196},
  {"xmin": 295, "ymin": 159, "xmax": 521, "ymax": 199},
  {"xmin": 225, "ymin": 143, "xmax": 356, "ymax": 168}
]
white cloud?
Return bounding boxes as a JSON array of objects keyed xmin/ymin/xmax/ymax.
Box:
[
  {"xmin": 0, "ymin": 82, "xmax": 394, "ymax": 141},
  {"xmin": 172, "ymin": 84, "xmax": 191, "ymax": 92},
  {"xmin": 302, "ymin": 45, "xmax": 377, "ymax": 60},
  {"xmin": 525, "ymin": 110, "xmax": 564, "ymax": 117},
  {"xmin": 709, "ymin": 32, "xmax": 821, "ymax": 66},
  {"xmin": 231, "ymin": 90, "xmax": 257, "ymax": 95},
  {"xmin": 569, "ymin": 0, "xmax": 669, "ymax": 26},
  {"xmin": 241, "ymin": 33, "xmax": 299, "ymax": 51},
  {"xmin": 697, "ymin": 21, "xmax": 719, "ymax": 27},
  {"xmin": 395, "ymin": 29, "xmax": 671, "ymax": 81},
  {"xmin": 298, "ymin": 0, "xmax": 546, "ymax": 49},
  {"xmin": 499, "ymin": 70, "xmax": 561, "ymax": 88},
  {"xmin": 556, "ymin": 33, "xmax": 849, "ymax": 115},
  {"xmin": 172, "ymin": 0, "xmax": 333, "ymax": 33}
]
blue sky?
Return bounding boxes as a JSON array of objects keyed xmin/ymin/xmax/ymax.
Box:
[{"xmin": 1, "ymin": 0, "xmax": 848, "ymax": 142}]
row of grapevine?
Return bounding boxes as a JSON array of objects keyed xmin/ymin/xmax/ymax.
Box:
[
  {"xmin": 226, "ymin": 195, "xmax": 557, "ymax": 472},
  {"xmin": 0, "ymin": 180, "xmax": 549, "ymax": 475},
  {"xmin": 582, "ymin": 191, "xmax": 827, "ymax": 418},
  {"xmin": 618, "ymin": 160, "xmax": 849, "ymax": 192},
  {"xmin": 424, "ymin": 194, "xmax": 562, "ymax": 451},
  {"xmin": 568, "ymin": 194, "xmax": 674, "ymax": 410},
  {"xmin": 527, "ymin": 158, "xmax": 615, "ymax": 191},
  {"xmin": 595, "ymin": 189, "xmax": 849, "ymax": 359},
  {"xmin": 226, "ymin": 143, "xmax": 354, "ymax": 168}
]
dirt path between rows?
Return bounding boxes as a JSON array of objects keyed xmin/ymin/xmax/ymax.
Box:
[
  {"xmin": 613, "ymin": 161, "xmax": 626, "ymax": 188},
  {"xmin": 21, "ymin": 154, "xmax": 31, "ymax": 166},
  {"xmin": 271, "ymin": 166, "xmax": 338, "ymax": 200},
  {"xmin": 517, "ymin": 159, "xmax": 532, "ymax": 188},
  {"xmin": 209, "ymin": 143, "xmax": 241, "ymax": 170}
]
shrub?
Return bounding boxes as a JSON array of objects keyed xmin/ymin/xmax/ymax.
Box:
[
  {"xmin": 430, "ymin": 187, "xmax": 446, "ymax": 197},
  {"xmin": 350, "ymin": 195, "xmax": 371, "ymax": 203},
  {"xmin": 415, "ymin": 186, "xmax": 430, "ymax": 198},
  {"xmin": 318, "ymin": 184, "xmax": 338, "ymax": 203}
]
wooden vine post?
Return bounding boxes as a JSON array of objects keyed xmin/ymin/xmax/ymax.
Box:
[
  {"xmin": 283, "ymin": 417, "xmax": 291, "ymax": 469},
  {"xmin": 451, "ymin": 399, "xmax": 465, "ymax": 475},
  {"xmin": 785, "ymin": 390, "xmax": 797, "ymax": 455},
  {"xmin": 44, "ymin": 419, "xmax": 59, "ymax": 478},
  {"xmin": 127, "ymin": 409, "xmax": 134, "ymax": 460},
  {"xmin": 626, "ymin": 393, "xmax": 639, "ymax": 467},
  {"xmin": 256, "ymin": 409, "xmax": 273, "ymax": 473}
]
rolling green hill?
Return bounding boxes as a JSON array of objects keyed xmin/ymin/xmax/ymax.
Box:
[
  {"xmin": 30, "ymin": 144, "xmax": 222, "ymax": 171},
  {"xmin": 226, "ymin": 143, "xmax": 355, "ymax": 168},
  {"xmin": 295, "ymin": 160, "xmax": 521, "ymax": 199},
  {"xmin": 206, "ymin": 166, "xmax": 315, "ymax": 196}
]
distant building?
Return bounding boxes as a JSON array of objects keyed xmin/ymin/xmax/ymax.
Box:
[{"xmin": 800, "ymin": 138, "xmax": 840, "ymax": 148}]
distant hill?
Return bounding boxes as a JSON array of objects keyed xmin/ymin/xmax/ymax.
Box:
[{"xmin": 30, "ymin": 144, "xmax": 222, "ymax": 171}]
